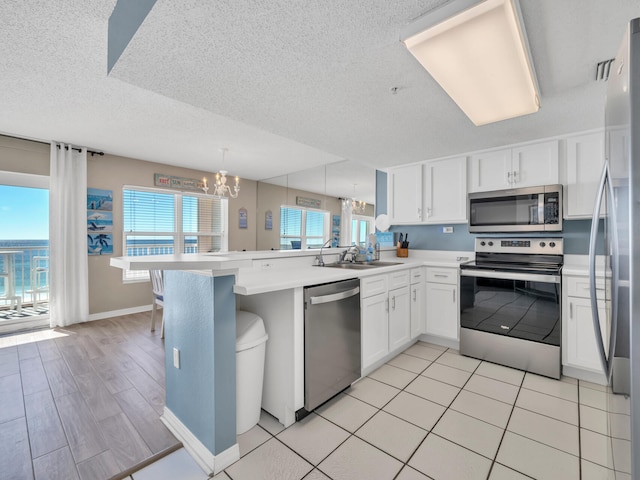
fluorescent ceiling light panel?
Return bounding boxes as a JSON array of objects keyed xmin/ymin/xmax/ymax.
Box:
[{"xmin": 403, "ymin": 0, "xmax": 540, "ymax": 126}]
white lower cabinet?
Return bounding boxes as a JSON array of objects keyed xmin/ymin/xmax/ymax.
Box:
[
  {"xmin": 563, "ymin": 275, "xmax": 608, "ymax": 375},
  {"xmin": 425, "ymin": 267, "xmax": 459, "ymax": 341},
  {"xmin": 361, "ymin": 269, "xmax": 411, "ymax": 371},
  {"xmin": 388, "ymin": 286, "xmax": 411, "ymax": 351},
  {"xmin": 410, "ymin": 268, "xmax": 425, "ymax": 339},
  {"xmin": 361, "ymin": 293, "xmax": 389, "ymax": 368}
]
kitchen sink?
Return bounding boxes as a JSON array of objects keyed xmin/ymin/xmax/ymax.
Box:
[{"xmin": 324, "ymin": 261, "xmax": 403, "ymax": 269}]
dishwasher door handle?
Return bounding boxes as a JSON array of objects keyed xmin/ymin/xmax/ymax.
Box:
[{"xmin": 309, "ymin": 286, "xmax": 360, "ymax": 305}]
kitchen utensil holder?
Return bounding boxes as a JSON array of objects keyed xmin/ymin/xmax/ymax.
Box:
[{"xmin": 396, "ymin": 247, "xmax": 409, "ymax": 258}]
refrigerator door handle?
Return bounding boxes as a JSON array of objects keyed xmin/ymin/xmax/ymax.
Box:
[{"xmin": 588, "ymin": 161, "xmax": 619, "ymax": 382}]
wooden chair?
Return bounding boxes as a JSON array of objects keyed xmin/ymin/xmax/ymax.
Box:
[{"xmin": 149, "ymin": 270, "xmax": 164, "ymax": 338}]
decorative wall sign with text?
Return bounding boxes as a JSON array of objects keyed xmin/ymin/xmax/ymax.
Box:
[
  {"xmin": 155, "ymin": 173, "xmax": 206, "ymax": 192},
  {"xmin": 296, "ymin": 196, "xmax": 321, "ymax": 208}
]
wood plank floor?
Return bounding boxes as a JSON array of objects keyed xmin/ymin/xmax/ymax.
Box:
[{"xmin": 0, "ymin": 312, "xmax": 179, "ymax": 480}]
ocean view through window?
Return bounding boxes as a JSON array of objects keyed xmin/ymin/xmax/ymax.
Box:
[
  {"xmin": 0, "ymin": 182, "xmax": 50, "ymax": 327},
  {"xmin": 122, "ymin": 186, "xmax": 228, "ymax": 281}
]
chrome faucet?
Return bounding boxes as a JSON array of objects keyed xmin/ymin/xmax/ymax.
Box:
[
  {"xmin": 316, "ymin": 238, "xmax": 333, "ymax": 267},
  {"xmin": 340, "ymin": 245, "xmax": 359, "ymax": 263}
]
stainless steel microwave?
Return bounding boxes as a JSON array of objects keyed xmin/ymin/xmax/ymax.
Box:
[{"xmin": 468, "ymin": 184, "xmax": 562, "ymax": 233}]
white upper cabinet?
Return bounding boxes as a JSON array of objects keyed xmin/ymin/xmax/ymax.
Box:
[
  {"xmin": 468, "ymin": 149, "xmax": 512, "ymax": 192},
  {"xmin": 565, "ymin": 131, "xmax": 605, "ymax": 218},
  {"xmin": 388, "ymin": 164, "xmax": 422, "ymax": 224},
  {"xmin": 423, "ymin": 156, "xmax": 467, "ymax": 223},
  {"xmin": 469, "ymin": 140, "xmax": 559, "ymax": 192},
  {"xmin": 388, "ymin": 157, "xmax": 467, "ymax": 225}
]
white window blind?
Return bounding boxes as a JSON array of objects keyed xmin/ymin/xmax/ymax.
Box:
[
  {"xmin": 280, "ymin": 206, "xmax": 328, "ymax": 249},
  {"xmin": 122, "ymin": 186, "xmax": 228, "ymax": 282}
]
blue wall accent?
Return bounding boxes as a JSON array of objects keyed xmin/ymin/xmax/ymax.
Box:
[
  {"xmin": 387, "ymin": 219, "xmax": 601, "ymax": 254},
  {"xmin": 164, "ymin": 271, "xmax": 237, "ymax": 455},
  {"xmin": 108, "ymin": 0, "xmax": 157, "ymax": 73},
  {"xmin": 375, "ymin": 169, "xmax": 601, "ymax": 252},
  {"xmin": 375, "ymin": 170, "xmax": 387, "ymax": 217}
]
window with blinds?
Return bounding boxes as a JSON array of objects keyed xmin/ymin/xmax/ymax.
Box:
[
  {"xmin": 122, "ymin": 187, "xmax": 228, "ymax": 281},
  {"xmin": 280, "ymin": 206, "xmax": 328, "ymax": 249},
  {"xmin": 351, "ymin": 215, "xmax": 373, "ymax": 246}
]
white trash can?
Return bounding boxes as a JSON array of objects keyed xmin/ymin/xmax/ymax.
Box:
[{"xmin": 236, "ymin": 311, "xmax": 268, "ymax": 434}]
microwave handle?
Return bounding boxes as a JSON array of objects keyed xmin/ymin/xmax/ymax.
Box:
[{"xmin": 538, "ymin": 194, "xmax": 545, "ymax": 225}]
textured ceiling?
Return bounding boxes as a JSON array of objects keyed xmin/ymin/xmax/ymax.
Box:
[{"xmin": 1, "ymin": 0, "xmax": 639, "ymax": 202}]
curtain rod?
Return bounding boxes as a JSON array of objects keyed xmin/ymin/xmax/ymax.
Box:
[
  {"xmin": 55, "ymin": 144, "xmax": 104, "ymax": 156},
  {"xmin": 0, "ymin": 132, "xmax": 104, "ymax": 156}
]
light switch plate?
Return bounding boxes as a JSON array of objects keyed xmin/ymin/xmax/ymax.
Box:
[
  {"xmin": 442, "ymin": 226, "xmax": 454, "ymax": 233},
  {"xmin": 173, "ymin": 347, "xmax": 180, "ymax": 369}
]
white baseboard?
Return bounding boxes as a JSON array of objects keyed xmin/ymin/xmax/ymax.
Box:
[
  {"xmin": 419, "ymin": 333, "xmax": 459, "ymax": 350},
  {"xmin": 87, "ymin": 304, "xmax": 151, "ymax": 322},
  {"xmin": 562, "ymin": 365, "xmax": 607, "ymax": 385},
  {"xmin": 161, "ymin": 407, "xmax": 240, "ymax": 475}
]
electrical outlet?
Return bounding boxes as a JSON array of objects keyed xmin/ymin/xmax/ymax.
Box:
[
  {"xmin": 442, "ymin": 226, "xmax": 454, "ymax": 234},
  {"xmin": 261, "ymin": 262, "xmax": 273, "ymax": 270},
  {"xmin": 173, "ymin": 348, "xmax": 180, "ymax": 369}
]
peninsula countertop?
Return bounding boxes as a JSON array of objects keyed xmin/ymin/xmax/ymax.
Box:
[{"xmin": 233, "ymin": 250, "xmax": 473, "ymax": 295}]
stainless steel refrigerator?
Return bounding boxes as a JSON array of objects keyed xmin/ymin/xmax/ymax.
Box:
[{"xmin": 589, "ymin": 17, "xmax": 639, "ymax": 478}]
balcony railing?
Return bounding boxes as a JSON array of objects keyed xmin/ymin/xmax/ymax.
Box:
[{"xmin": 0, "ymin": 246, "xmax": 49, "ymax": 312}]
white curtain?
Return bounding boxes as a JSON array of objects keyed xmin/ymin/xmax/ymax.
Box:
[
  {"xmin": 340, "ymin": 199, "xmax": 353, "ymax": 246},
  {"xmin": 49, "ymin": 142, "xmax": 89, "ymax": 327}
]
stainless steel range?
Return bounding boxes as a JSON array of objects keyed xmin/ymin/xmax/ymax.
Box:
[{"xmin": 459, "ymin": 237, "xmax": 563, "ymax": 379}]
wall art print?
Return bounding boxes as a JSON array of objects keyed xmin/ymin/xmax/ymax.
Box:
[{"xmin": 87, "ymin": 187, "xmax": 113, "ymax": 255}]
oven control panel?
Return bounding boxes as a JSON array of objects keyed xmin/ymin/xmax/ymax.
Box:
[{"xmin": 475, "ymin": 237, "xmax": 563, "ymax": 255}]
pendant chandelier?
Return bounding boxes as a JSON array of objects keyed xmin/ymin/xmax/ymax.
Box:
[
  {"xmin": 341, "ymin": 184, "xmax": 366, "ymax": 214},
  {"xmin": 202, "ymin": 148, "xmax": 240, "ymax": 198}
]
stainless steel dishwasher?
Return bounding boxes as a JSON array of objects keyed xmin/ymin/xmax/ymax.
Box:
[{"xmin": 303, "ymin": 278, "xmax": 361, "ymax": 413}]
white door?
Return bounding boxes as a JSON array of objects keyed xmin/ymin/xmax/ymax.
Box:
[
  {"xmin": 512, "ymin": 140, "xmax": 559, "ymax": 188},
  {"xmin": 565, "ymin": 296, "xmax": 608, "ymax": 373},
  {"xmin": 388, "ymin": 287, "xmax": 411, "ymax": 351},
  {"xmin": 468, "ymin": 149, "xmax": 511, "ymax": 192},
  {"xmin": 423, "ymin": 156, "xmax": 467, "ymax": 223},
  {"xmin": 388, "ymin": 164, "xmax": 422, "ymax": 223},
  {"xmin": 361, "ymin": 293, "xmax": 389, "ymax": 369},
  {"xmin": 410, "ymin": 282, "xmax": 425, "ymax": 338},
  {"xmin": 565, "ymin": 132, "xmax": 605, "ymax": 218},
  {"xmin": 426, "ymin": 282, "xmax": 458, "ymax": 340}
]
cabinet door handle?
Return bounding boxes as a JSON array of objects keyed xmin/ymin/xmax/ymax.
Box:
[
  {"xmin": 434, "ymin": 274, "xmax": 447, "ymax": 278},
  {"xmin": 417, "ymin": 207, "xmax": 422, "ymax": 219},
  {"xmin": 413, "ymin": 289, "xmax": 417, "ymax": 301},
  {"xmin": 392, "ymin": 296, "xmax": 396, "ymax": 310},
  {"xmin": 569, "ymin": 302, "xmax": 573, "ymax": 319},
  {"xmin": 507, "ymin": 171, "xmax": 512, "ymax": 184},
  {"xmin": 513, "ymin": 170, "xmax": 519, "ymax": 183},
  {"xmin": 452, "ymin": 290, "xmax": 456, "ymax": 303},
  {"xmin": 385, "ymin": 298, "xmax": 389, "ymax": 312}
]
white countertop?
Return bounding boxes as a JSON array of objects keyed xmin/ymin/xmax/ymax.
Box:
[
  {"xmin": 234, "ymin": 250, "xmax": 473, "ymax": 295},
  {"xmin": 109, "ymin": 249, "xmax": 473, "ymax": 295},
  {"xmin": 562, "ymin": 254, "xmax": 607, "ymax": 276},
  {"xmin": 109, "ymin": 253, "xmax": 253, "ymax": 272}
]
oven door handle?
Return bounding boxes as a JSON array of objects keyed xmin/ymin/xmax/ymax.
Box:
[{"xmin": 460, "ymin": 269, "xmax": 560, "ymax": 284}]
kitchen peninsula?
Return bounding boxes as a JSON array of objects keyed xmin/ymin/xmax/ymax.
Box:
[{"xmin": 109, "ymin": 248, "xmax": 471, "ymax": 475}]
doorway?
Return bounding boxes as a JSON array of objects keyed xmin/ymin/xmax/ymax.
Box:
[{"xmin": 0, "ymin": 172, "xmax": 50, "ymax": 334}]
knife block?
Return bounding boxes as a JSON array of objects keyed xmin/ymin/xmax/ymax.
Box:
[{"xmin": 396, "ymin": 246, "xmax": 409, "ymax": 258}]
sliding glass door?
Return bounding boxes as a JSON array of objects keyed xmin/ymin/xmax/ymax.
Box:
[{"xmin": 0, "ymin": 172, "xmax": 50, "ymax": 334}]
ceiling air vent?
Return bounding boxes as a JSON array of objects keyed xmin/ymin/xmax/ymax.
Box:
[{"xmin": 595, "ymin": 59, "xmax": 615, "ymax": 81}]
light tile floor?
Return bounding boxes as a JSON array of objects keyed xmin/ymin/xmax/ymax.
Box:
[{"xmin": 130, "ymin": 341, "xmax": 632, "ymax": 480}]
